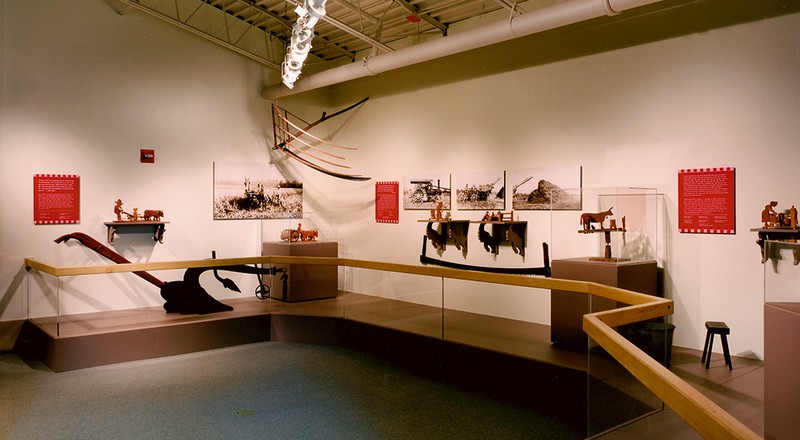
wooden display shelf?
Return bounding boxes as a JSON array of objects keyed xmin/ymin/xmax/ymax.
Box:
[{"xmin": 104, "ymin": 221, "xmax": 168, "ymax": 245}]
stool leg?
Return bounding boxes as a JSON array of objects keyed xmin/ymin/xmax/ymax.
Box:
[
  {"xmin": 701, "ymin": 331, "xmax": 711, "ymax": 364},
  {"xmin": 720, "ymin": 334, "xmax": 732, "ymax": 370},
  {"xmin": 705, "ymin": 333, "xmax": 715, "ymax": 369}
]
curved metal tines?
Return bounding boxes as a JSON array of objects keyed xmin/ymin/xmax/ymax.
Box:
[{"xmin": 271, "ymin": 100, "xmax": 370, "ymax": 181}]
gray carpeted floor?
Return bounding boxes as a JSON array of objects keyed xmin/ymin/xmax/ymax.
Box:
[{"xmin": 1, "ymin": 342, "xmax": 581, "ymax": 439}]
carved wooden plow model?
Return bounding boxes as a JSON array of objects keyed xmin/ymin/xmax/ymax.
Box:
[{"xmin": 271, "ymin": 97, "xmax": 370, "ymax": 181}]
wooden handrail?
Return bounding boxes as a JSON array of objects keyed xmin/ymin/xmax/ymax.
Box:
[{"xmin": 23, "ymin": 256, "xmax": 760, "ymax": 439}]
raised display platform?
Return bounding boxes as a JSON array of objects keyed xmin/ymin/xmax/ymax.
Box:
[{"xmin": 14, "ymin": 292, "xmax": 661, "ymax": 437}]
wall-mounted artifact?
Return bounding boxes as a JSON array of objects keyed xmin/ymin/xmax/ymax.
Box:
[
  {"xmin": 420, "ymin": 219, "xmax": 467, "ymax": 256},
  {"xmin": 448, "ymin": 220, "xmax": 469, "ymax": 253},
  {"xmin": 417, "ymin": 212, "xmax": 542, "ymax": 274},
  {"xmin": 761, "ymin": 201, "xmax": 797, "ymax": 229},
  {"xmin": 106, "ymin": 199, "xmax": 168, "ymax": 244},
  {"xmin": 280, "ymin": 223, "xmax": 319, "ymax": 242},
  {"xmin": 475, "ymin": 214, "xmax": 526, "ymax": 256},
  {"xmin": 112, "ymin": 199, "xmax": 164, "ymax": 223},
  {"xmin": 271, "ymin": 98, "xmax": 370, "ymax": 181},
  {"xmin": 751, "ymin": 200, "xmax": 800, "ymax": 264},
  {"xmin": 55, "ymin": 232, "xmax": 286, "ymax": 314},
  {"xmin": 428, "ymin": 201, "xmax": 452, "ymax": 221},
  {"xmin": 425, "ymin": 222, "xmax": 447, "ymax": 251},
  {"xmin": 478, "ymin": 223, "xmax": 499, "ymax": 254},
  {"xmin": 419, "ymin": 236, "xmax": 550, "ymax": 277},
  {"xmin": 578, "ymin": 207, "xmax": 627, "ymax": 261},
  {"xmin": 506, "ymin": 223, "xmax": 525, "ymax": 257},
  {"xmin": 511, "ymin": 166, "xmax": 582, "ymax": 211}
]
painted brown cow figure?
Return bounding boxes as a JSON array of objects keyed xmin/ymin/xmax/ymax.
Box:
[{"xmin": 580, "ymin": 207, "xmax": 613, "ymax": 231}]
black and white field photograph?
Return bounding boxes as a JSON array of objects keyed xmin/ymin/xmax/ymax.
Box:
[
  {"xmin": 511, "ymin": 166, "xmax": 582, "ymax": 210},
  {"xmin": 454, "ymin": 170, "xmax": 505, "ymax": 211},
  {"xmin": 213, "ymin": 161, "xmax": 303, "ymax": 220},
  {"xmin": 403, "ymin": 174, "xmax": 451, "ymax": 210}
]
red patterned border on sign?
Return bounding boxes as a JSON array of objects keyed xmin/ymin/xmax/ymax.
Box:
[
  {"xmin": 34, "ymin": 174, "xmax": 81, "ymax": 225},
  {"xmin": 375, "ymin": 181, "xmax": 399, "ymax": 223},
  {"xmin": 678, "ymin": 167, "xmax": 735, "ymax": 234}
]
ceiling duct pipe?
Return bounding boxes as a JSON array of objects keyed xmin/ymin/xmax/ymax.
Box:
[{"xmin": 261, "ymin": 0, "xmax": 665, "ymax": 100}]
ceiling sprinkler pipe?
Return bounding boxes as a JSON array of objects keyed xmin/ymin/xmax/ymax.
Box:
[{"xmin": 262, "ymin": 0, "xmax": 664, "ymax": 100}]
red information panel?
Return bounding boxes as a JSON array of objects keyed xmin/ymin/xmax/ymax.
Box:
[
  {"xmin": 375, "ymin": 181, "xmax": 399, "ymax": 223},
  {"xmin": 678, "ymin": 167, "xmax": 735, "ymax": 234},
  {"xmin": 34, "ymin": 174, "xmax": 80, "ymax": 225}
]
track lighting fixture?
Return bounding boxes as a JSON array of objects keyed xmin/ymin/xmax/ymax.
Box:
[{"xmin": 281, "ymin": 0, "xmax": 327, "ymax": 89}]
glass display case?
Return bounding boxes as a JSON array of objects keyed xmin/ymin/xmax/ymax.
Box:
[{"xmin": 549, "ymin": 187, "xmax": 661, "ymax": 263}]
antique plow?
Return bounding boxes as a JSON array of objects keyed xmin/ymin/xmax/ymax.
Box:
[
  {"xmin": 271, "ymin": 97, "xmax": 370, "ymax": 181},
  {"xmin": 55, "ymin": 232, "xmax": 285, "ymax": 314}
]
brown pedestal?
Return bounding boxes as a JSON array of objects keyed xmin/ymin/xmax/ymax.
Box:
[
  {"xmin": 764, "ymin": 302, "xmax": 800, "ymax": 440},
  {"xmin": 262, "ymin": 241, "xmax": 338, "ymax": 302},
  {"xmin": 550, "ymin": 258, "xmax": 657, "ymax": 349}
]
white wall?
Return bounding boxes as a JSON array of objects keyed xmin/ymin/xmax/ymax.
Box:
[
  {"xmin": 292, "ymin": 11, "xmax": 800, "ymax": 359},
  {"xmin": 2, "ymin": 0, "xmax": 799, "ymax": 359},
  {"xmin": 0, "ymin": 0, "xmax": 278, "ymax": 321}
]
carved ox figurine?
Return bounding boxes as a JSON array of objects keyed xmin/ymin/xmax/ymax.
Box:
[
  {"xmin": 143, "ymin": 209, "xmax": 164, "ymax": 221},
  {"xmin": 580, "ymin": 207, "xmax": 613, "ymax": 231}
]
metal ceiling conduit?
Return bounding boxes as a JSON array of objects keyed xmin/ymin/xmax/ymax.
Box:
[{"xmin": 261, "ymin": 0, "xmax": 665, "ymax": 100}]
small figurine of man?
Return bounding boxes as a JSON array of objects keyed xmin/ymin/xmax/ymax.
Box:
[
  {"xmin": 114, "ymin": 199, "xmax": 124, "ymax": 221},
  {"xmin": 791, "ymin": 205, "xmax": 798, "ymax": 229},
  {"xmin": 762, "ymin": 201, "xmax": 778, "ymax": 228}
]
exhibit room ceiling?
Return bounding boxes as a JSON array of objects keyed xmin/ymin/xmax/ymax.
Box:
[{"xmin": 114, "ymin": 0, "xmax": 800, "ymax": 95}]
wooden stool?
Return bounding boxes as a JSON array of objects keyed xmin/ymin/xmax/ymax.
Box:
[{"xmin": 701, "ymin": 321, "xmax": 732, "ymax": 370}]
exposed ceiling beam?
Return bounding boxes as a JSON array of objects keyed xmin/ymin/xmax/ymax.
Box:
[
  {"xmin": 393, "ymin": 0, "xmax": 449, "ymax": 33},
  {"xmin": 118, "ymin": 0, "xmax": 281, "ymax": 69},
  {"xmin": 284, "ymin": 0, "xmax": 395, "ymax": 53},
  {"xmin": 231, "ymin": 0, "xmax": 357, "ymax": 60},
  {"xmin": 494, "ymin": 0, "xmax": 527, "ymax": 14},
  {"xmin": 331, "ymin": 0, "xmax": 382, "ymax": 25}
]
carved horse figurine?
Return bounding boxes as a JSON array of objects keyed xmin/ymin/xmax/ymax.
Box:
[
  {"xmin": 426, "ymin": 222, "xmax": 447, "ymax": 250},
  {"xmin": 448, "ymin": 221, "xmax": 469, "ymax": 254},
  {"xmin": 580, "ymin": 207, "xmax": 613, "ymax": 231},
  {"xmin": 506, "ymin": 224, "xmax": 525, "ymax": 257},
  {"xmin": 478, "ymin": 223, "xmax": 498, "ymax": 254}
]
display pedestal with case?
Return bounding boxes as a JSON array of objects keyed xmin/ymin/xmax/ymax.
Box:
[
  {"xmin": 262, "ymin": 241, "xmax": 338, "ymax": 302},
  {"xmin": 763, "ymin": 240, "xmax": 800, "ymax": 440},
  {"xmin": 550, "ymin": 257, "xmax": 658, "ymax": 349}
]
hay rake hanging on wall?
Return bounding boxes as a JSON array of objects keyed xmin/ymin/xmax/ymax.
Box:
[{"xmin": 271, "ymin": 97, "xmax": 370, "ymax": 181}]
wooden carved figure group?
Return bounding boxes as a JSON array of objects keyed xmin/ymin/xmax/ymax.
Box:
[
  {"xmin": 761, "ymin": 201, "xmax": 798, "ymax": 229},
  {"xmin": 113, "ymin": 199, "xmax": 164, "ymax": 222}
]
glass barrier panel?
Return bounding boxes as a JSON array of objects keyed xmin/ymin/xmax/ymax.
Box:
[
  {"xmin": 26, "ymin": 269, "xmax": 60, "ymax": 336},
  {"xmin": 587, "ymin": 336, "xmax": 664, "ymax": 436},
  {"xmin": 341, "ymin": 267, "xmax": 443, "ymax": 338},
  {"xmin": 442, "ymin": 279, "xmax": 551, "ymax": 358},
  {"xmin": 587, "ymin": 298, "xmax": 668, "ymax": 437}
]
